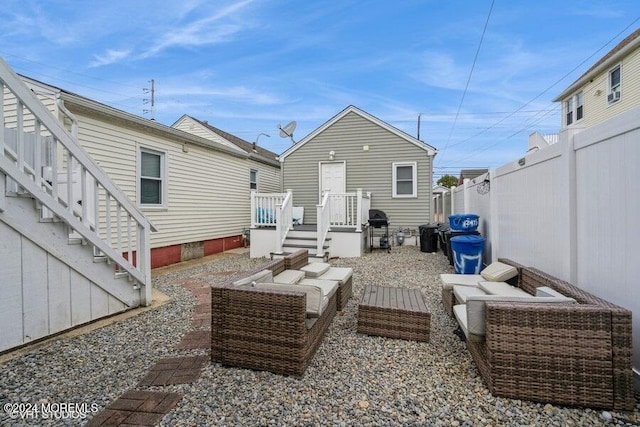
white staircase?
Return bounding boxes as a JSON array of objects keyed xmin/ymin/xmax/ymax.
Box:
[
  {"xmin": 0, "ymin": 57, "xmax": 154, "ymax": 352},
  {"xmin": 280, "ymin": 229, "xmax": 331, "ymax": 261}
]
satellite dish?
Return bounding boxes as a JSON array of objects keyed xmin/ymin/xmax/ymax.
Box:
[{"xmin": 278, "ymin": 121, "xmax": 297, "ymax": 143}]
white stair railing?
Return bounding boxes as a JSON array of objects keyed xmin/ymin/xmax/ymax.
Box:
[
  {"xmin": 316, "ymin": 191, "xmax": 331, "ymax": 256},
  {"xmin": 0, "ymin": 57, "xmax": 154, "ymax": 305},
  {"xmin": 275, "ymin": 189, "xmax": 293, "ymax": 253}
]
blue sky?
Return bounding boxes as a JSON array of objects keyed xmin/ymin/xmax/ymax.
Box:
[{"xmin": 1, "ymin": 1, "xmax": 639, "ymax": 181}]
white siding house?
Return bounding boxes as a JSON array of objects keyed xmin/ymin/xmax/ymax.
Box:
[
  {"xmin": 18, "ymin": 75, "xmax": 268, "ymax": 268},
  {"xmin": 554, "ymin": 28, "xmax": 640, "ymax": 131},
  {"xmin": 172, "ymin": 115, "xmax": 280, "ymax": 194}
]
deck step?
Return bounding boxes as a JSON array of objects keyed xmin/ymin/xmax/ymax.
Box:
[{"xmin": 93, "ymin": 255, "xmax": 108, "ymax": 263}]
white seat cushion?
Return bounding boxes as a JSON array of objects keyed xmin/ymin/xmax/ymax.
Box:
[
  {"xmin": 535, "ymin": 286, "xmax": 567, "ymax": 298},
  {"xmin": 300, "ymin": 262, "xmax": 330, "ymax": 278},
  {"xmin": 299, "ymin": 278, "xmax": 339, "ymax": 298},
  {"xmin": 453, "ymin": 285, "xmax": 488, "ymax": 304},
  {"xmin": 318, "ymin": 267, "xmax": 352, "ymax": 283},
  {"xmin": 480, "ymin": 261, "xmax": 518, "ymax": 282},
  {"xmin": 232, "ymin": 269, "xmax": 273, "ymax": 286},
  {"xmin": 273, "ymin": 269, "xmax": 306, "ymax": 285},
  {"xmin": 254, "ymin": 282, "xmax": 324, "ymax": 317},
  {"xmin": 466, "ymin": 294, "xmax": 577, "ymax": 336},
  {"xmin": 453, "ymin": 304, "xmax": 469, "ymax": 337},
  {"xmin": 478, "ymin": 281, "xmax": 530, "ymax": 297},
  {"xmin": 440, "ymin": 274, "xmax": 483, "ymax": 290}
]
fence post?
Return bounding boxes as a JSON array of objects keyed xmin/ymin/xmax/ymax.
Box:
[
  {"xmin": 450, "ymin": 186, "xmax": 456, "ymax": 214},
  {"xmin": 563, "ymin": 130, "xmax": 578, "ymax": 283},
  {"xmin": 463, "ymin": 178, "xmax": 471, "ymax": 212},
  {"xmin": 489, "ymin": 168, "xmax": 498, "ymax": 261}
]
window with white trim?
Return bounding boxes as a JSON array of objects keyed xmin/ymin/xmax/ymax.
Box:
[
  {"xmin": 608, "ymin": 65, "xmax": 621, "ymax": 103},
  {"xmin": 576, "ymin": 91, "xmax": 583, "ymax": 121},
  {"xmin": 564, "ymin": 90, "xmax": 584, "ymax": 126},
  {"xmin": 565, "ymin": 97, "xmax": 574, "ymax": 125},
  {"xmin": 392, "ymin": 162, "xmax": 417, "ymax": 198},
  {"xmin": 139, "ymin": 147, "xmax": 166, "ymax": 208},
  {"xmin": 250, "ymin": 168, "xmax": 258, "ymax": 190}
]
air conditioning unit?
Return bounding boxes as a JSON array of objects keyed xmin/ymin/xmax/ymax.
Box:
[{"xmin": 608, "ymin": 91, "xmax": 621, "ymax": 102}]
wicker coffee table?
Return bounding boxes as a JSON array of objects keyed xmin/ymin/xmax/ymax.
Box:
[{"xmin": 357, "ymin": 285, "xmax": 430, "ymax": 342}]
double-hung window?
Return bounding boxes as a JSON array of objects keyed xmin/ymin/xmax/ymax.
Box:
[
  {"xmin": 565, "ymin": 98, "xmax": 574, "ymax": 125},
  {"xmin": 250, "ymin": 169, "xmax": 258, "ymax": 190},
  {"xmin": 608, "ymin": 65, "xmax": 621, "ymax": 103},
  {"xmin": 576, "ymin": 91, "xmax": 583, "ymax": 121},
  {"xmin": 565, "ymin": 91, "xmax": 584, "ymax": 126},
  {"xmin": 392, "ymin": 162, "xmax": 417, "ymax": 198},
  {"xmin": 139, "ymin": 147, "xmax": 166, "ymax": 208}
]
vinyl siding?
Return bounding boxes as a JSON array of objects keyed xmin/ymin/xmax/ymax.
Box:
[
  {"xmin": 250, "ymin": 159, "xmax": 280, "ymax": 193},
  {"xmin": 283, "ymin": 112, "xmax": 433, "ymax": 230},
  {"xmin": 69, "ymin": 112, "xmax": 252, "ymax": 249},
  {"xmin": 563, "ymin": 48, "xmax": 640, "ymax": 129},
  {"xmin": 173, "ymin": 117, "xmax": 245, "ymax": 154}
]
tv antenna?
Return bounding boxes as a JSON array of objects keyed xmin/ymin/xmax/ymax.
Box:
[
  {"xmin": 143, "ymin": 79, "xmax": 155, "ymax": 120},
  {"xmin": 278, "ymin": 121, "xmax": 297, "ymax": 144}
]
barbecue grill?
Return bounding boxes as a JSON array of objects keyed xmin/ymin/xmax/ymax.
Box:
[{"xmin": 368, "ymin": 209, "xmax": 390, "ymax": 252}]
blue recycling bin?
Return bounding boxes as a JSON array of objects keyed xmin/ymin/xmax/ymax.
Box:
[
  {"xmin": 450, "ymin": 235, "xmax": 485, "ymax": 274},
  {"xmin": 448, "ymin": 214, "xmax": 479, "ymax": 232}
]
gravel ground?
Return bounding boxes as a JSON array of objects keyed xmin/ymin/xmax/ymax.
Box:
[{"xmin": 0, "ymin": 245, "xmax": 638, "ymax": 426}]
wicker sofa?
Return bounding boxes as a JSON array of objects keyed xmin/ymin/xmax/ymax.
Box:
[
  {"xmin": 211, "ymin": 254, "xmax": 337, "ymax": 376},
  {"xmin": 447, "ymin": 264, "xmax": 635, "ymax": 410},
  {"xmin": 283, "ymin": 249, "xmax": 353, "ymax": 311}
]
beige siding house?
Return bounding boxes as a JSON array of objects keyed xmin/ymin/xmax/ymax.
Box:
[
  {"xmin": 172, "ymin": 115, "xmax": 280, "ymax": 193},
  {"xmin": 19, "ymin": 76, "xmax": 268, "ymax": 268},
  {"xmin": 554, "ymin": 28, "xmax": 640, "ymax": 130},
  {"xmin": 279, "ymin": 105, "xmax": 437, "ymax": 232}
]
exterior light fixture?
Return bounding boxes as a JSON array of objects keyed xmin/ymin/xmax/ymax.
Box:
[{"xmin": 329, "ymin": 150, "xmax": 335, "ymax": 160}]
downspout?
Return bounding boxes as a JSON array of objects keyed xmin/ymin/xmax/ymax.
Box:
[{"xmin": 56, "ymin": 95, "xmax": 79, "ymax": 140}]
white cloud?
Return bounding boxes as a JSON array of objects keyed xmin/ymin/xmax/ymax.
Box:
[
  {"xmin": 89, "ymin": 49, "xmax": 132, "ymax": 68},
  {"xmin": 141, "ymin": 0, "xmax": 254, "ymax": 58}
]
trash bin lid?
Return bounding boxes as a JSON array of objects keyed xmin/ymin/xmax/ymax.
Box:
[{"xmin": 450, "ymin": 235, "xmax": 485, "ymax": 244}]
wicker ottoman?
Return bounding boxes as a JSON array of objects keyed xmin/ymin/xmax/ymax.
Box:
[{"xmin": 357, "ymin": 285, "xmax": 430, "ymax": 342}]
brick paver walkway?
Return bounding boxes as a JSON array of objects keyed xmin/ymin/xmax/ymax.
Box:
[
  {"xmin": 87, "ymin": 265, "xmax": 241, "ymax": 425},
  {"xmin": 86, "ymin": 391, "xmax": 182, "ymax": 426},
  {"xmin": 138, "ymin": 355, "xmax": 209, "ymax": 386}
]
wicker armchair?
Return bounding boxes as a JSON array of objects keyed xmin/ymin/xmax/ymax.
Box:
[
  {"xmin": 211, "ymin": 256, "xmax": 337, "ymax": 376},
  {"xmin": 464, "ymin": 266, "xmax": 634, "ymax": 410}
]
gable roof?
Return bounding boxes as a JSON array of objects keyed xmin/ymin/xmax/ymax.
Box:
[
  {"xmin": 459, "ymin": 169, "xmax": 488, "ymax": 184},
  {"xmin": 553, "ymin": 27, "xmax": 640, "ymax": 101},
  {"xmin": 19, "ymin": 75, "xmax": 249, "ymax": 160},
  {"xmin": 279, "ymin": 105, "xmax": 437, "ymax": 161},
  {"xmin": 177, "ymin": 115, "xmax": 279, "ymax": 167}
]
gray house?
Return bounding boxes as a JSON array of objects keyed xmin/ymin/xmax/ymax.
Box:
[
  {"xmin": 280, "ymin": 105, "xmax": 436, "ymax": 229},
  {"xmin": 247, "ymin": 105, "xmax": 437, "ymax": 257}
]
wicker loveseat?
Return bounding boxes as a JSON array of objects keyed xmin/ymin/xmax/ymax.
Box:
[
  {"xmin": 447, "ymin": 264, "xmax": 635, "ymax": 410},
  {"xmin": 211, "ymin": 253, "xmax": 337, "ymax": 376}
]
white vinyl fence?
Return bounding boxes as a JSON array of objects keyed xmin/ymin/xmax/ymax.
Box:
[{"xmin": 450, "ymin": 106, "xmax": 640, "ymax": 382}]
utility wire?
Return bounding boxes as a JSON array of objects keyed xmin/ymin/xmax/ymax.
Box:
[
  {"xmin": 438, "ymin": 16, "xmax": 640, "ymax": 160},
  {"xmin": 438, "ymin": 0, "xmax": 495, "ymax": 164}
]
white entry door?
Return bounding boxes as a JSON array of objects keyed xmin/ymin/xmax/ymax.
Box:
[{"xmin": 320, "ymin": 162, "xmax": 346, "ymax": 224}]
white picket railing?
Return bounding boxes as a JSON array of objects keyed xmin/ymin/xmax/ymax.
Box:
[
  {"xmin": 275, "ymin": 190, "xmax": 293, "ymax": 253},
  {"xmin": 251, "ymin": 190, "xmax": 285, "ymax": 227},
  {"xmin": 0, "ymin": 58, "xmax": 154, "ymax": 304},
  {"xmin": 328, "ymin": 189, "xmax": 371, "ymax": 231},
  {"xmin": 316, "ymin": 191, "xmax": 331, "ymax": 256},
  {"xmin": 251, "ymin": 188, "xmax": 371, "ymax": 256}
]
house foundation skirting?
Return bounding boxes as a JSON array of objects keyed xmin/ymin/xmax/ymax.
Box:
[{"xmin": 150, "ymin": 235, "xmax": 244, "ymax": 268}]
